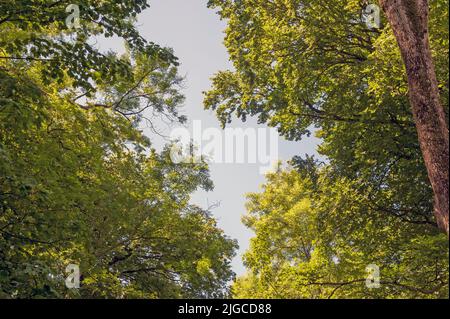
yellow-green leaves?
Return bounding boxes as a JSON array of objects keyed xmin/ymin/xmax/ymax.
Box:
[
  {"xmin": 1, "ymin": 1, "xmax": 237, "ymax": 299},
  {"xmin": 234, "ymin": 165, "xmax": 449, "ymax": 299}
]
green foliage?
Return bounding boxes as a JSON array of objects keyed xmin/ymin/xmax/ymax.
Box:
[
  {"xmin": 0, "ymin": 1, "xmax": 237, "ymax": 298},
  {"xmin": 2, "ymin": 0, "xmax": 449, "ymax": 299},
  {"xmin": 0, "ymin": 0, "xmax": 176, "ymax": 93},
  {"xmin": 233, "ymin": 168, "xmax": 448, "ymax": 299},
  {"xmin": 206, "ymin": 0, "xmax": 449, "ymax": 298},
  {"xmin": 205, "ymin": 0, "xmax": 447, "ymax": 227}
]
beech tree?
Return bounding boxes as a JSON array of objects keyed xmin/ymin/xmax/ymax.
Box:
[
  {"xmin": 233, "ymin": 166, "xmax": 448, "ymax": 298},
  {"xmin": 205, "ymin": 0, "xmax": 449, "ymax": 298},
  {"xmin": 1, "ymin": 1, "xmax": 237, "ymax": 298},
  {"xmin": 205, "ymin": 0, "xmax": 449, "ymax": 236},
  {"xmin": 378, "ymin": 0, "xmax": 449, "ymax": 235}
]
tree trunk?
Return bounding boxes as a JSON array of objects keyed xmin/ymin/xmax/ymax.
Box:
[{"xmin": 378, "ymin": 0, "xmax": 449, "ymax": 236}]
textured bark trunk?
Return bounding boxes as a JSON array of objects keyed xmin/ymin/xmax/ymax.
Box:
[{"xmin": 379, "ymin": 0, "xmax": 449, "ymax": 236}]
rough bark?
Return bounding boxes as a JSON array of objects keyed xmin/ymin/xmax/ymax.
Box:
[{"xmin": 378, "ymin": 0, "xmax": 449, "ymax": 236}]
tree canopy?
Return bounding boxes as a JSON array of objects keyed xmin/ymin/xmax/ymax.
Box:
[
  {"xmin": 205, "ymin": 0, "xmax": 449, "ymax": 298},
  {"xmin": 1, "ymin": 1, "xmax": 237, "ymax": 298},
  {"xmin": 233, "ymin": 166, "xmax": 448, "ymax": 298},
  {"xmin": 0, "ymin": 0, "xmax": 448, "ymax": 299}
]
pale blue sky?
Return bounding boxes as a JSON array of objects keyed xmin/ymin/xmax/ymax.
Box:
[{"xmin": 100, "ymin": 0, "xmax": 320, "ymax": 275}]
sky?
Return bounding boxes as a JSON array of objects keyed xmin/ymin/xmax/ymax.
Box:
[{"xmin": 100, "ymin": 0, "xmax": 320, "ymax": 275}]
